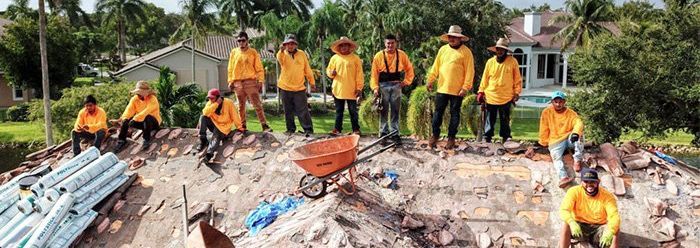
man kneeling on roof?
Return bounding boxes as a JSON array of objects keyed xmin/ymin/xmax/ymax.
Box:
[
  {"xmin": 198, "ymin": 88, "xmax": 244, "ymax": 162},
  {"xmin": 72, "ymin": 95, "xmax": 107, "ymax": 156},
  {"xmin": 559, "ymin": 168, "xmax": 620, "ymax": 248},
  {"xmin": 538, "ymin": 91, "xmax": 584, "ymax": 188}
]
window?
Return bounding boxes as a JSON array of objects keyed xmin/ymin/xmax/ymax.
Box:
[
  {"xmin": 13, "ymin": 85, "xmax": 23, "ymax": 101},
  {"xmin": 537, "ymin": 54, "xmax": 546, "ymax": 79},
  {"xmin": 536, "ymin": 53, "xmax": 557, "ymax": 79},
  {"xmin": 513, "ymin": 48, "xmax": 528, "ymax": 88},
  {"xmin": 546, "ymin": 54, "xmax": 556, "ymax": 79}
]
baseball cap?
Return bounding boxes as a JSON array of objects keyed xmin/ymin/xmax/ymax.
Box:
[
  {"xmin": 551, "ymin": 91, "xmax": 566, "ymax": 101},
  {"xmin": 580, "ymin": 168, "xmax": 599, "ymax": 182},
  {"xmin": 207, "ymin": 88, "xmax": 220, "ymax": 99}
]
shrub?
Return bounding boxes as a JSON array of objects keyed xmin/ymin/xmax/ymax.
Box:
[
  {"xmin": 359, "ymin": 94, "xmax": 409, "ymax": 134},
  {"xmin": 7, "ymin": 103, "xmax": 30, "ymax": 122},
  {"xmin": 309, "ymin": 101, "xmax": 333, "ymax": 115},
  {"xmin": 407, "ymin": 86, "xmax": 434, "ymax": 139},
  {"xmin": 0, "ymin": 108, "xmax": 7, "ymax": 122}
]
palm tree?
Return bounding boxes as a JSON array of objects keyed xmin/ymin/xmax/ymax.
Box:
[
  {"xmin": 218, "ymin": 0, "xmax": 259, "ymax": 30},
  {"xmin": 549, "ymin": 0, "xmax": 615, "ymax": 50},
  {"xmin": 49, "ymin": 0, "xmax": 92, "ymax": 27},
  {"xmin": 38, "ymin": 0, "xmax": 54, "ymax": 146},
  {"xmin": 218, "ymin": 0, "xmax": 313, "ymax": 30},
  {"xmin": 172, "ymin": 0, "xmax": 218, "ymax": 84},
  {"xmin": 3, "ymin": 0, "xmax": 38, "ymax": 20},
  {"xmin": 95, "ymin": 0, "xmax": 147, "ymax": 64},
  {"xmin": 153, "ymin": 67, "xmax": 202, "ymax": 127}
]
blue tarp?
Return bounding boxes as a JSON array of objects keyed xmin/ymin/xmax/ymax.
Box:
[
  {"xmin": 244, "ymin": 196, "xmax": 305, "ymax": 236},
  {"xmin": 384, "ymin": 169, "xmax": 399, "ymax": 189},
  {"xmin": 654, "ymin": 151, "xmax": 677, "ymax": 165}
]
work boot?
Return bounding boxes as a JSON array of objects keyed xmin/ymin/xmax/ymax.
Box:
[
  {"xmin": 428, "ymin": 136, "xmax": 438, "ymax": 149},
  {"xmin": 141, "ymin": 140, "xmax": 151, "ymax": 150},
  {"xmin": 446, "ymin": 137, "xmax": 456, "ymax": 150},
  {"xmin": 262, "ymin": 124, "xmax": 272, "ymax": 132},
  {"xmin": 573, "ymin": 161, "xmax": 582, "ymax": 172},
  {"xmin": 352, "ymin": 129, "xmax": 361, "ymax": 136},
  {"xmin": 113, "ymin": 140, "xmax": 127, "ymax": 153},
  {"xmin": 284, "ymin": 130, "xmax": 295, "ymax": 136},
  {"xmin": 485, "ymin": 137, "xmax": 492, "ymax": 143},
  {"xmin": 329, "ymin": 129, "xmax": 341, "ymax": 136},
  {"xmin": 559, "ymin": 177, "xmax": 574, "ymax": 189}
]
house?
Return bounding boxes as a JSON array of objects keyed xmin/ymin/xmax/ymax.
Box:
[
  {"xmin": 507, "ymin": 11, "xmax": 619, "ymax": 91},
  {"xmin": 0, "ymin": 17, "xmax": 33, "ymax": 108},
  {"xmin": 114, "ymin": 35, "xmax": 276, "ymax": 92}
]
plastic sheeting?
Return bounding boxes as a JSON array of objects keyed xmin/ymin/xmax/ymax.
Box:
[
  {"xmin": 25, "ymin": 193, "xmax": 76, "ymax": 248},
  {"xmin": 244, "ymin": 196, "xmax": 304, "ymax": 236},
  {"xmin": 56, "ymin": 153, "xmax": 119, "ymax": 193},
  {"xmin": 31, "ymin": 147, "xmax": 100, "ymax": 197}
]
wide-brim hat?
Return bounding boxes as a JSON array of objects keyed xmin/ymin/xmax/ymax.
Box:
[
  {"xmin": 282, "ymin": 34, "xmax": 298, "ymax": 45},
  {"xmin": 440, "ymin": 25, "xmax": 470, "ymax": 42},
  {"xmin": 131, "ymin": 81, "xmax": 155, "ymax": 96},
  {"xmin": 488, "ymin": 37, "xmax": 512, "ymax": 53},
  {"xmin": 330, "ymin": 36, "xmax": 358, "ymax": 54}
]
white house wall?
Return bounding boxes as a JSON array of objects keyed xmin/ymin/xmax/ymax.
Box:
[
  {"xmin": 150, "ymin": 49, "xmax": 220, "ymax": 90},
  {"xmin": 119, "ymin": 66, "xmax": 159, "ymax": 83}
]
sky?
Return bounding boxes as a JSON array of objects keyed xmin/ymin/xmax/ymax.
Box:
[{"xmin": 0, "ymin": 0, "xmax": 667, "ymax": 13}]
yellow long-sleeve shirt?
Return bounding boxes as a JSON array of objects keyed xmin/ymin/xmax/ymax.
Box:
[
  {"xmin": 478, "ymin": 56, "xmax": 522, "ymax": 105},
  {"xmin": 326, "ymin": 53, "xmax": 364, "ymax": 100},
  {"xmin": 426, "ymin": 44, "xmax": 475, "ymax": 96},
  {"xmin": 370, "ymin": 49, "xmax": 415, "ymax": 91},
  {"xmin": 538, "ymin": 105, "xmax": 584, "ymax": 147},
  {"xmin": 227, "ymin": 47, "xmax": 265, "ymax": 85},
  {"xmin": 202, "ymin": 98, "xmax": 242, "ymax": 135},
  {"xmin": 121, "ymin": 95, "xmax": 162, "ymax": 124},
  {"xmin": 276, "ymin": 49, "xmax": 315, "ymax": 92},
  {"xmin": 73, "ymin": 106, "xmax": 107, "ymax": 134},
  {"xmin": 559, "ymin": 185, "xmax": 620, "ymax": 234}
]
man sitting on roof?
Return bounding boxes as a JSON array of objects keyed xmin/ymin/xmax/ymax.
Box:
[
  {"xmin": 198, "ymin": 88, "xmax": 243, "ymax": 162},
  {"xmin": 559, "ymin": 168, "xmax": 620, "ymax": 248},
  {"xmin": 71, "ymin": 95, "xmax": 107, "ymax": 156},
  {"xmin": 538, "ymin": 91, "xmax": 584, "ymax": 188},
  {"xmin": 114, "ymin": 81, "xmax": 161, "ymax": 152}
]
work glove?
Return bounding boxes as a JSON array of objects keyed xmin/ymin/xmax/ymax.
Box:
[
  {"xmin": 477, "ymin": 92, "xmax": 486, "ymax": 104},
  {"xmin": 599, "ymin": 229, "xmax": 614, "ymax": 248},
  {"xmin": 568, "ymin": 221, "xmax": 582, "ymax": 238},
  {"xmin": 570, "ymin": 133, "xmax": 580, "ymax": 143}
]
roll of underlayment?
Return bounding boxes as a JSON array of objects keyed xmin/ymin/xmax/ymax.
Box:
[
  {"xmin": 33, "ymin": 196, "xmax": 56, "ymax": 215},
  {"xmin": 72, "ymin": 161, "xmax": 127, "ymax": 201},
  {"xmin": 56, "ymin": 153, "xmax": 119, "ymax": 193},
  {"xmin": 31, "ymin": 147, "xmax": 100, "ymax": 197},
  {"xmin": 44, "ymin": 188, "xmax": 61, "ymax": 202},
  {"xmin": 16, "ymin": 194, "xmax": 37, "ymax": 214},
  {"xmin": 25, "ymin": 193, "xmax": 76, "ymax": 248},
  {"xmin": 69, "ymin": 175, "xmax": 127, "ymax": 216},
  {"xmin": 0, "ymin": 202, "xmax": 20, "ymax": 227},
  {"xmin": 0, "ymin": 212, "xmax": 42, "ymax": 248},
  {"xmin": 0, "ymin": 190, "xmax": 19, "ymax": 215},
  {"xmin": 46, "ymin": 210, "xmax": 98, "ymax": 248}
]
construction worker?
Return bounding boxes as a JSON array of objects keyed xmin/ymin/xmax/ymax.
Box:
[
  {"xmin": 114, "ymin": 81, "xmax": 162, "ymax": 152},
  {"xmin": 538, "ymin": 91, "xmax": 584, "ymax": 188},
  {"xmin": 426, "ymin": 25, "xmax": 475, "ymax": 149},
  {"xmin": 228, "ymin": 31, "xmax": 271, "ymax": 132},
  {"xmin": 326, "ymin": 36, "xmax": 364, "ymax": 136},
  {"xmin": 370, "ymin": 34, "xmax": 415, "ymax": 144},
  {"xmin": 198, "ymin": 88, "xmax": 244, "ymax": 162},
  {"xmin": 559, "ymin": 168, "xmax": 620, "ymax": 248},
  {"xmin": 71, "ymin": 95, "xmax": 107, "ymax": 156},
  {"xmin": 478, "ymin": 38, "xmax": 522, "ymax": 143},
  {"xmin": 277, "ymin": 34, "xmax": 316, "ymax": 136}
]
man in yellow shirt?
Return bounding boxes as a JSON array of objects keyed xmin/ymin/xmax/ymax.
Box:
[
  {"xmin": 198, "ymin": 88, "xmax": 244, "ymax": 162},
  {"xmin": 71, "ymin": 95, "xmax": 107, "ymax": 156},
  {"xmin": 277, "ymin": 34, "xmax": 315, "ymax": 136},
  {"xmin": 426, "ymin": 25, "xmax": 475, "ymax": 149},
  {"xmin": 559, "ymin": 168, "xmax": 620, "ymax": 248},
  {"xmin": 227, "ymin": 31, "xmax": 271, "ymax": 132},
  {"xmin": 114, "ymin": 81, "xmax": 162, "ymax": 152},
  {"xmin": 538, "ymin": 91, "xmax": 585, "ymax": 188},
  {"xmin": 326, "ymin": 36, "xmax": 364, "ymax": 135},
  {"xmin": 370, "ymin": 34, "xmax": 414, "ymax": 144},
  {"xmin": 478, "ymin": 38, "xmax": 522, "ymax": 143}
]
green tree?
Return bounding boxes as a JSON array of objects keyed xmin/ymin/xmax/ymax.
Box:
[
  {"xmin": 2, "ymin": 0, "xmax": 38, "ymax": 20},
  {"xmin": 152, "ymin": 67, "xmax": 203, "ymax": 127},
  {"xmin": 49, "ymin": 0, "xmax": 93, "ymax": 27},
  {"xmin": 127, "ymin": 3, "xmax": 182, "ymax": 56},
  {"xmin": 549, "ymin": 0, "xmax": 616, "ymax": 50},
  {"xmin": 172, "ymin": 0, "xmax": 218, "ymax": 84},
  {"xmin": 0, "ymin": 17, "xmax": 78, "ymax": 98},
  {"xmin": 218, "ymin": 0, "xmax": 313, "ymax": 30},
  {"xmin": 95, "ymin": 0, "xmax": 147, "ymax": 64}
]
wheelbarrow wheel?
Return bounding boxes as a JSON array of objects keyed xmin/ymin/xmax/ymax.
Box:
[{"xmin": 299, "ymin": 174, "xmax": 327, "ymax": 199}]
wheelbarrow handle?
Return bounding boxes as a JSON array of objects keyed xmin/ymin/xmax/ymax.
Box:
[
  {"xmin": 356, "ymin": 143, "xmax": 396, "ymax": 164},
  {"xmin": 358, "ymin": 130, "xmax": 399, "ymax": 155}
]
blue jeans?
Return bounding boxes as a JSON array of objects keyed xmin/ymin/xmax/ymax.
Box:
[
  {"xmin": 432, "ymin": 93, "xmax": 463, "ymax": 138},
  {"xmin": 484, "ymin": 103, "xmax": 511, "ymax": 141},
  {"xmin": 379, "ymin": 82, "xmax": 401, "ymax": 136},
  {"xmin": 548, "ymin": 133, "xmax": 584, "ymax": 179}
]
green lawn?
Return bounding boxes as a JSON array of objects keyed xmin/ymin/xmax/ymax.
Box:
[{"xmin": 0, "ymin": 122, "xmax": 44, "ymax": 143}]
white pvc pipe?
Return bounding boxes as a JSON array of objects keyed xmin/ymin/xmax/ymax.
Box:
[
  {"xmin": 0, "ymin": 212, "xmax": 41, "ymax": 248},
  {"xmin": 69, "ymin": 175, "xmax": 127, "ymax": 216},
  {"xmin": 16, "ymin": 195, "xmax": 37, "ymax": 214},
  {"xmin": 33, "ymin": 196, "xmax": 56, "ymax": 215},
  {"xmin": 0, "ymin": 202, "xmax": 20, "ymax": 227},
  {"xmin": 47, "ymin": 210, "xmax": 98, "ymax": 248},
  {"xmin": 56, "ymin": 153, "xmax": 119, "ymax": 193},
  {"xmin": 25, "ymin": 193, "xmax": 76, "ymax": 248},
  {"xmin": 72, "ymin": 161, "xmax": 126, "ymax": 201},
  {"xmin": 31, "ymin": 147, "xmax": 100, "ymax": 197}
]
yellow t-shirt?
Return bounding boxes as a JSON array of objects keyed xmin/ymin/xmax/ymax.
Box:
[
  {"xmin": 202, "ymin": 98, "xmax": 242, "ymax": 135},
  {"xmin": 370, "ymin": 49, "xmax": 415, "ymax": 90},
  {"xmin": 478, "ymin": 56, "xmax": 522, "ymax": 105},
  {"xmin": 276, "ymin": 49, "xmax": 315, "ymax": 91},
  {"xmin": 326, "ymin": 53, "xmax": 364, "ymax": 100},
  {"xmin": 227, "ymin": 48, "xmax": 265, "ymax": 85},
  {"xmin": 74, "ymin": 106, "xmax": 108, "ymax": 134},
  {"xmin": 538, "ymin": 105, "xmax": 584, "ymax": 147},
  {"xmin": 559, "ymin": 185, "xmax": 620, "ymax": 234},
  {"xmin": 426, "ymin": 44, "xmax": 475, "ymax": 95},
  {"xmin": 121, "ymin": 95, "xmax": 162, "ymax": 124}
]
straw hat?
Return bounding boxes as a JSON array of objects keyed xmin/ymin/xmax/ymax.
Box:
[
  {"xmin": 330, "ymin": 36, "xmax": 358, "ymax": 54},
  {"xmin": 131, "ymin": 81, "xmax": 155, "ymax": 96},
  {"xmin": 282, "ymin": 34, "xmax": 298, "ymax": 45},
  {"xmin": 488, "ymin": 37, "xmax": 512, "ymax": 53},
  {"xmin": 440, "ymin": 25, "xmax": 470, "ymax": 42}
]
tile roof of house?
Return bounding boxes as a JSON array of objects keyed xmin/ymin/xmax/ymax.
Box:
[{"xmin": 508, "ymin": 11, "xmax": 619, "ymax": 49}]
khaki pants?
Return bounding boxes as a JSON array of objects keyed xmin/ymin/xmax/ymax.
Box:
[{"xmin": 230, "ymin": 80, "xmax": 267, "ymax": 127}]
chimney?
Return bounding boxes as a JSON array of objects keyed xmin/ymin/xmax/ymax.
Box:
[{"xmin": 524, "ymin": 12, "xmax": 541, "ymax": 36}]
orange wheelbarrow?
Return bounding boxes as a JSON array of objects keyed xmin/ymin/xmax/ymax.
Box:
[{"xmin": 290, "ymin": 130, "xmax": 398, "ymax": 199}]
